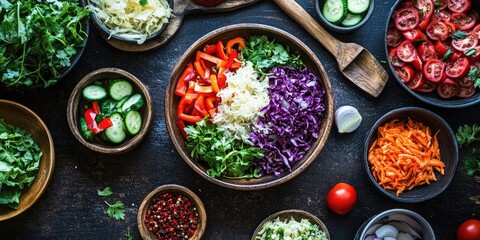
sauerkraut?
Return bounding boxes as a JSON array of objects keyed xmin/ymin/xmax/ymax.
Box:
[
  {"xmin": 88, "ymin": 0, "xmax": 172, "ymax": 44},
  {"xmin": 255, "ymin": 217, "xmax": 328, "ymax": 240}
]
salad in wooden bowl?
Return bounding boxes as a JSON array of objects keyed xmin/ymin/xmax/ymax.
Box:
[{"xmin": 165, "ymin": 24, "xmax": 334, "ymax": 190}]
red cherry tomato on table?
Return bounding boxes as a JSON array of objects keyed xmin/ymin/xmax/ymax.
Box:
[
  {"xmin": 437, "ymin": 78, "xmax": 460, "ymax": 98},
  {"xmin": 456, "ymin": 219, "xmax": 480, "ymax": 240},
  {"xmin": 446, "ymin": 57, "xmax": 470, "ymax": 78},
  {"xmin": 447, "ymin": 0, "xmax": 471, "ymax": 13},
  {"xmin": 394, "ymin": 7, "xmax": 421, "ymax": 31},
  {"xmin": 326, "ymin": 182, "xmax": 357, "ymax": 215},
  {"xmin": 424, "ymin": 58, "xmax": 446, "ymax": 83},
  {"xmin": 397, "ymin": 40, "xmax": 418, "ymax": 62},
  {"xmin": 452, "ymin": 32, "xmax": 478, "ymax": 52}
]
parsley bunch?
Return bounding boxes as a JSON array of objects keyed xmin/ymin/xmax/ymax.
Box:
[
  {"xmin": 456, "ymin": 124, "xmax": 480, "ymax": 176},
  {"xmin": 241, "ymin": 35, "xmax": 304, "ymax": 76},
  {"xmin": 0, "ymin": 0, "xmax": 89, "ymax": 88},
  {"xmin": 185, "ymin": 117, "xmax": 264, "ymax": 178}
]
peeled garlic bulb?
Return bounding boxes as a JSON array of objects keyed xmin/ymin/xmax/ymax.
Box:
[{"xmin": 335, "ymin": 105, "xmax": 362, "ymax": 133}]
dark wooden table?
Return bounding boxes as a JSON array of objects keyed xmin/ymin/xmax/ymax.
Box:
[{"xmin": 1, "ymin": 0, "xmax": 479, "ymax": 239}]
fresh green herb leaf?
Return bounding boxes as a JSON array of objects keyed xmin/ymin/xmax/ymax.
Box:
[
  {"xmin": 452, "ymin": 30, "xmax": 467, "ymax": 39},
  {"xmin": 468, "ymin": 67, "xmax": 479, "ymax": 79},
  {"xmin": 464, "ymin": 148, "xmax": 480, "ymax": 176},
  {"xmin": 465, "ymin": 49, "xmax": 477, "ymax": 56},
  {"xmin": 104, "ymin": 200, "xmax": 125, "ymax": 220},
  {"xmin": 381, "ymin": 60, "xmax": 387, "ymax": 64},
  {"xmin": 139, "ymin": 0, "xmax": 148, "ymax": 6},
  {"xmin": 456, "ymin": 124, "xmax": 480, "ymax": 148},
  {"xmin": 97, "ymin": 187, "xmax": 113, "ymax": 197},
  {"xmin": 0, "ymin": 118, "xmax": 42, "ymax": 209},
  {"xmin": 125, "ymin": 228, "xmax": 133, "ymax": 240},
  {"xmin": 441, "ymin": 49, "xmax": 452, "ymax": 60},
  {"xmin": 434, "ymin": 0, "xmax": 441, "ymax": 8},
  {"xmin": 185, "ymin": 117, "xmax": 264, "ymax": 178}
]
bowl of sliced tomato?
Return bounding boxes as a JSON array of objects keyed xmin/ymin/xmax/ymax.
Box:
[
  {"xmin": 386, "ymin": 0, "xmax": 480, "ymax": 108},
  {"xmin": 165, "ymin": 24, "xmax": 334, "ymax": 190}
]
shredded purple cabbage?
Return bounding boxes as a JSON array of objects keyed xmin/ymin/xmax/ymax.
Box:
[{"xmin": 250, "ymin": 66, "xmax": 326, "ymax": 176}]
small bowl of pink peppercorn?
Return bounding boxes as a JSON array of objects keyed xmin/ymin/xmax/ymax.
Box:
[{"xmin": 137, "ymin": 184, "xmax": 207, "ymax": 240}]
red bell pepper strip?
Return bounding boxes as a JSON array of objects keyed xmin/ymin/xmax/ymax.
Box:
[
  {"xmin": 98, "ymin": 118, "xmax": 113, "ymax": 130},
  {"xmin": 176, "ymin": 120, "xmax": 188, "ymax": 138},
  {"xmin": 210, "ymin": 74, "xmax": 219, "ymax": 93},
  {"xmin": 230, "ymin": 61, "xmax": 242, "ymax": 70},
  {"xmin": 193, "ymin": 95, "xmax": 208, "ymax": 117},
  {"xmin": 178, "ymin": 97, "xmax": 202, "ymax": 123},
  {"xmin": 205, "ymin": 96, "xmax": 216, "ymax": 110},
  {"xmin": 203, "ymin": 44, "xmax": 217, "ymax": 54},
  {"xmin": 225, "ymin": 49, "xmax": 238, "ymax": 70},
  {"xmin": 84, "ymin": 108, "xmax": 112, "ymax": 134},
  {"xmin": 193, "ymin": 61, "xmax": 205, "ymax": 79},
  {"xmin": 196, "ymin": 51, "xmax": 227, "ymax": 68},
  {"xmin": 217, "ymin": 40, "xmax": 227, "ymax": 61},
  {"xmin": 92, "ymin": 101, "xmax": 100, "ymax": 114},
  {"xmin": 175, "ymin": 63, "xmax": 195, "ymax": 97},
  {"xmin": 217, "ymin": 67, "xmax": 227, "ymax": 90},
  {"xmin": 226, "ymin": 37, "xmax": 245, "ymax": 54}
]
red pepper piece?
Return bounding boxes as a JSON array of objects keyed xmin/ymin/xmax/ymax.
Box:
[
  {"xmin": 230, "ymin": 61, "xmax": 242, "ymax": 70},
  {"xmin": 205, "ymin": 96, "xmax": 216, "ymax": 110},
  {"xmin": 178, "ymin": 98, "xmax": 202, "ymax": 123},
  {"xmin": 98, "ymin": 117, "xmax": 113, "ymax": 130},
  {"xmin": 193, "ymin": 61, "xmax": 206, "ymax": 79},
  {"xmin": 225, "ymin": 49, "xmax": 238, "ymax": 70},
  {"xmin": 175, "ymin": 63, "xmax": 195, "ymax": 97},
  {"xmin": 217, "ymin": 67, "xmax": 227, "ymax": 89},
  {"xmin": 217, "ymin": 40, "xmax": 227, "ymax": 61},
  {"xmin": 210, "ymin": 75, "xmax": 219, "ymax": 93},
  {"xmin": 203, "ymin": 44, "xmax": 217, "ymax": 54},
  {"xmin": 175, "ymin": 120, "xmax": 187, "ymax": 138},
  {"xmin": 193, "ymin": 95, "xmax": 208, "ymax": 117},
  {"xmin": 92, "ymin": 101, "xmax": 100, "ymax": 114},
  {"xmin": 196, "ymin": 51, "xmax": 227, "ymax": 68},
  {"xmin": 226, "ymin": 37, "xmax": 245, "ymax": 54},
  {"xmin": 84, "ymin": 108, "xmax": 97, "ymax": 129}
]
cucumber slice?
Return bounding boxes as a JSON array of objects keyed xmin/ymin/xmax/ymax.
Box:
[
  {"xmin": 322, "ymin": 0, "xmax": 347, "ymax": 24},
  {"xmin": 347, "ymin": 0, "xmax": 370, "ymax": 14},
  {"xmin": 114, "ymin": 96, "xmax": 129, "ymax": 112},
  {"xmin": 121, "ymin": 93, "xmax": 145, "ymax": 112},
  {"xmin": 82, "ymin": 85, "xmax": 107, "ymax": 101},
  {"xmin": 105, "ymin": 113, "xmax": 126, "ymax": 144},
  {"xmin": 109, "ymin": 79, "xmax": 133, "ymax": 100},
  {"xmin": 124, "ymin": 110, "xmax": 142, "ymax": 135},
  {"xmin": 341, "ymin": 13, "xmax": 364, "ymax": 27}
]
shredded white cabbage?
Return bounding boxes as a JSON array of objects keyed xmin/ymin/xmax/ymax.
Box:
[
  {"xmin": 255, "ymin": 217, "xmax": 328, "ymax": 240},
  {"xmin": 213, "ymin": 61, "xmax": 269, "ymax": 145},
  {"xmin": 88, "ymin": 0, "xmax": 172, "ymax": 44}
]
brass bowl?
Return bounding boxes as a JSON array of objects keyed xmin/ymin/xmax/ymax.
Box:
[
  {"xmin": 137, "ymin": 184, "xmax": 207, "ymax": 240},
  {"xmin": 67, "ymin": 68, "xmax": 154, "ymax": 154},
  {"xmin": 165, "ymin": 23, "xmax": 334, "ymax": 190},
  {"xmin": 0, "ymin": 100, "xmax": 55, "ymax": 221}
]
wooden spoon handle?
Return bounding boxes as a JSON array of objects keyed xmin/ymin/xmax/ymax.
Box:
[{"xmin": 273, "ymin": 0, "xmax": 340, "ymax": 55}]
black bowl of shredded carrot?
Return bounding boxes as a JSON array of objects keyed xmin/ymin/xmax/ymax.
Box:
[{"xmin": 364, "ymin": 107, "xmax": 458, "ymax": 203}]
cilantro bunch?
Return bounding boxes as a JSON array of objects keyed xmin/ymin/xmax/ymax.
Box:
[
  {"xmin": 0, "ymin": 0, "xmax": 89, "ymax": 88},
  {"xmin": 0, "ymin": 118, "xmax": 42, "ymax": 209},
  {"xmin": 456, "ymin": 124, "xmax": 480, "ymax": 176},
  {"xmin": 185, "ymin": 117, "xmax": 264, "ymax": 178}
]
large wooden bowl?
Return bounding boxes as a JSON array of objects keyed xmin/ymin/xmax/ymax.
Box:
[
  {"xmin": 165, "ymin": 24, "xmax": 334, "ymax": 190},
  {"xmin": 67, "ymin": 68, "xmax": 154, "ymax": 154},
  {"xmin": 0, "ymin": 100, "xmax": 55, "ymax": 221}
]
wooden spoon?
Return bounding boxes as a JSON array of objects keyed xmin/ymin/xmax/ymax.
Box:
[{"xmin": 273, "ymin": 0, "xmax": 388, "ymax": 97}]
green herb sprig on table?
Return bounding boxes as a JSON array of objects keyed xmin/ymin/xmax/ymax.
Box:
[
  {"xmin": 0, "ymin": 118, "xmax": 42, "ymax": 209},
  {"xmin": 241, "ymin": 35, "xmax": 304, "ymax": 76},
  {"xmin": 0, "ymin": 0, "xmax": 89, "ymax": 88},
  {"xmin": 104, "ymin": 200, "xmax": 125, "ymax": 220},
  {"xmin": 97, "ymin": 187, "xmax": 113, "ymax": 197},
  {"xmin": 185, "ymin": 117, "xmax": 264, "ymax": 179},
  {"xmin": 456, "ymin": 124, "xmax": 480, "ymax": 176}
]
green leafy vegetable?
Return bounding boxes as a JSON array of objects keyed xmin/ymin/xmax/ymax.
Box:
[
  {"xmin": 456, "ymin": 124, "xmax": 480, "ymax": 148},
  {"xmin": 97, "ymin": 187, "xmax": 113, "ymax": 197},
  {"xmin": 104, "ymin": 200, "xmax": 125, "ymax": 220},
  {"xmin": 465, "ymin": 49, "xmax": 477, "ymax": 56},
  {"xmin": 441, "ymin": 49, "xmax": 452, "ymax": 60},
  {"xmin": 241, "ymin": 35, "xmax": 304, "ymax": 76},
  {"xmin": 139, "ymin": 0, "xmax": 148, "ymax": 6},
  {"xmin": 125, "ymin": 228, "xmax": 133, "ymax": 240},
  {"xmin": 452, "ymin": 30, "xmax": 467, "ymax": 39},
  {"xmin": 185, "ymin": 117, "xmax": 263, "ymax": 178},
  {"xmin": 0, "ymin": 0, "xmax": 89, "ymax": 88},
  {"xmin": 464, "ymin": 148, "xmax": 480, "ymax": 176},
  {"xmin": 0, "ymin": 118, "xmax": 42, "ymax": 209}
]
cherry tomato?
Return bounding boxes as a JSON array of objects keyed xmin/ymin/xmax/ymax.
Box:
[
  {"xmin": 435, "ymin": 40, "xmax": 450, "ymax": 57},
  {"xmin": 414, "ymin": 0, "xmax": 434, "ymax": 30},
  {"xmin": 447, "ymin": 0, "xmax": 471, "ymax": 13},
  {"xmin": 451, "ymin": 12, "xmax": 477, "ymax": 31},
  {"xmin": 191, "ymin": 0, "xmax": 226, "ymax": 7},
  {"xmin": 456, "ymin": 219, "xmax": 480, "ymax": 240},
  {"xmin": 407, "ymin": 71, "xmax": 426, "ymax": 90},
  {"xmin": 395, "ymin": 65, "xmax": 416, "ymax": 83},
  {"xmin": 444, "ymin": 21, "xmax": 459, "ymax": 36},
  {"xmin": 472, "ymin": 24, "xmax": 480, "ymax": 40},
  {"xmin": 412, "ymin": 55, "xmax": 424, "ymax": 70},
  {"xmin": 452, "ymin": 32, "xmax": 478, "ymax": 52},
  {"xmin": 432, "ymin": 9, "xmax": 451, "ymax": 22},
  {"xmin": 446, "ymin": 57, "xmax": 471, "ymax": 78},
  {"xmin": 395, "ymin": 7, "xmax": 421, "ymax": 31},
  {"xmin": 389, "ymin": 48, "xmax": 406, "ymax": 67},
  {"xmin": 387, "ymin": 24, "xmax": 405, "ymax": 47},
  {"xmin": 457, "ymin": 85, "xmax": 477, "ymax": 98},
  {"xmin": 418, "ymin": 41, "xmax": 437, "ymax": 62},
  {"xmin": 426, "ymin": 20, "xmax": 449, "ymax": 40},
  {"xmin": 415, "ymin": 81, "xmax": 436, "ymax": 92},
  {"xmin": 437, "ymin": 78, "xmax": 460, "ymax": 98},
  {"xmin": 424, "ymin": 58, "xmax": 446, "ymax": 83},
  {"xmin": 451, "ymin": 50, "xmax": 463, "ymax": 62},
  {"xmin": 397, "ymin": 40, "xmax": 419, "ymax": 62},
  {"xmin": 403, "ymin": 29, "xmax": 428, "ymax": 42},
  {"xmin": 326, "ymin": 183, "xmax": 357, "ymax": 215}
]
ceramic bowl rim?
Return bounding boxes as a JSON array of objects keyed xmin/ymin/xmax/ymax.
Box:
[{"xmin": 314, "ymin": 0, "xmax": 374, "ymax": 33}]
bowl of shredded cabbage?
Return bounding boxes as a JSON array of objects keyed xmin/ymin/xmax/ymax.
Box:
[
  {"xmin": 165, "ymin": 24, "xmax": 334, "ymax": 190},
  {"xmin": 87, "ymin": 0, "xmax": 173, "ymax": 44}
]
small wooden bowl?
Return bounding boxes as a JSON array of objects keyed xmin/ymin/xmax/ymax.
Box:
[
  {"xmin": 67, "ymin": 68, "xmax": 153, "ymax": 154},
  {"xmin": 165, "ymin": 23, "xmax": 334, "ymax": 190},
  {"xmin": 363, "ymin": 107, "xmax": 458, "ymax": 203},
  {"xmin": 314, "ymin": 0, "xmax": 374, "ymax": 33},
  {"xmin": 251, "ymin": 209, "xmax": 330, "ymax": 240},
  {"xmin": 0, "ymin": 100, "xmax": 55, "ymax": 221},
  {"xmin": 137, "ymin": 184, "xmax": 207, "ymax": 240}
]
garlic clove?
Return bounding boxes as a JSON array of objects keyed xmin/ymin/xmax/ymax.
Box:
[{"xmin": 335, "ymin": 105, "xmax": 362, "ymax": 133}]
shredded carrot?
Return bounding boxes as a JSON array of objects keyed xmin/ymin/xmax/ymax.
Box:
[{"xmin": 367, "ymin": 118, "xmax": 444, "ymax": 196}]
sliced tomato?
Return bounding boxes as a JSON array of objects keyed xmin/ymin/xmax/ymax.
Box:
[
  {"xmin": 415, "ymin": 81, "xmax": 437, "ymax": 92},
  {"xmin": 446, "ymin": 57, "xmax": 470, "ymax": 78},
  {"xmin": 457, "ymin": 85, "xmax": 477, "ymax": 98},
  {"xmin": 423, "ymin": 58, "xmax": 446, "ymax": 83},
  {"xmin": 406, "ymin": 71, "xmax": 425, "ymax": 89},
  {"xmin": 437, "ymin": 78, "xmax": 460, "ymax": 98},
  {"xmin": 451, "ymin": 12, "xmax": 477, "ymax": 31},
  {"xmin": 397, "ymin": 40, "xmax": 419, "ymax": 62},
  {"xmin": 452, "ymin": 32, "xmax": 478, "ymax": 52},
  {"xmin": 434, "ymin": 40, "xmax": 450, "ymax": 56},
  {"xmin": 432, "ymin": 9, "xmax": 451, "ymax": 22},
  {"xmin": 412, "ymin": 55, "xmax": 423, "ymax": 70},
  {"xmin": 389, "ymin": 48, "xmax": 406, "ymax": 67},
  {"xmin": 395, "ymin": 65, "xmax": 416, "ymax": 83},
  {"xmin": 426, "ymin": 20, "xmax": 449, "ymax": 40},
  {"xmin": 466, "ymin": 46, "xmax": 480, "ymax": 62},
  {"xmin": 433, "ymin": 0, "xmax": 448, "ymax": 10},
  {"xmin": 414, "ymin": 0, "xmax": 434, "ymax": 30},
  {"xmin": 458, "ymin": 75, "xmax": 475, "ymax": 87},
  {"xmin": 394, "ymin": 7, "xmax": 420, "ymax": 31},
  {"xmin": 387, "ymin": 24, "xmax": 405, "ymax": 47},
  {"xmin": 403, "ymin": 29, "xmax": 428, "ymax": 42},
  {"xmin": 444, "ymin": 21, "xmax": 459, "ymax": 36},
  {"xmin": 418, "ymin": 41, "xmax": 437, "ymax": 61},
  {"xmin": 447, "ymin": 0, "xmax": 471, "ymax": 13}
]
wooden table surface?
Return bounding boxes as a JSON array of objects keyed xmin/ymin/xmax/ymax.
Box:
[{"xmin": 1, "ymin": 0, "xmax": 479, "ymax": 239}]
